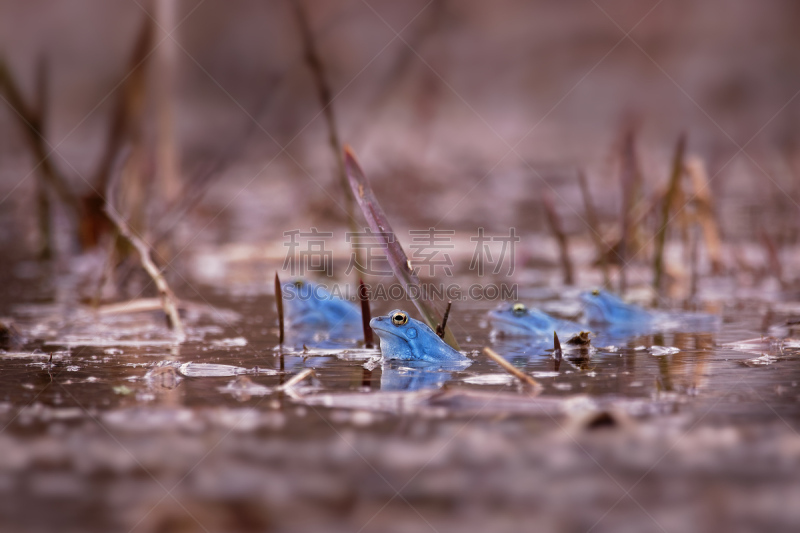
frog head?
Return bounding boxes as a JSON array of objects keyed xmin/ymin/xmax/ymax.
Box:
[
  {"xmin": 488, "ymin": 302, "xmax": 559, "ymax": 336},
  {"xmin": 281, "ymin": 280, "xmax": 360, "ymax": 330},
  {"xmin": 370, "ymin": 309, "xmax": 467, "ymax": 363},
  {"xmin": 580, "ymin": 289, "xmax": 652, "ymax": 325}
]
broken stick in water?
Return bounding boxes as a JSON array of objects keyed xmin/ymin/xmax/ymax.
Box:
[
  {"xmin": 483, "ymin": 348, "xmax": 540, "ymax": 388},
  {"xmin": 436, "ymin": 300, "xmax": 452, "ymax": 339},
  {"xmin": 104, "ymin": 151, "xmax": 185, "ymax": 342},
  {"xmin": 553, "ymin": 331, "xmax": 562, "ymax": 372},
  {"xmin": 275, "ymin": 272, "xmax": 285, "ymax": 345},
  {"xmin": 359, "ymin": 279, "xmax": 373, "ymax": 348}
]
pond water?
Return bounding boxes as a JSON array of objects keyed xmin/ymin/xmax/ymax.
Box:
[{"xmin": 2, "ymin": 265, "xmax": 800, "ymax": 533}]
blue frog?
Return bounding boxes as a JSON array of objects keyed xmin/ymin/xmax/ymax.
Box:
[
  {"xmin": 281, "ymin": 280, "xmax": 362, "ymax": 345},
  {"xmin": 489, "ymin": 302, "xmax": 584, "ymax": 338},
  {"xmin": 370, "ymin": 309, "xmax": 469, "ymax": 364},
  {"xmin": 579, "ymin": 289, "xmax": 654, "ymax": 326}
]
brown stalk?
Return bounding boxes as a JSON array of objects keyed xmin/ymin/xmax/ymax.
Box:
[
  {"xmin": 684, "ymin": 157, "xmax": 723, "ymax": 274},
  {"xmin": 0, "ymin": 58, "xmax": 80, "ymax": 241},
  {"xmin": 104, "ymin": 151, "xmax": 185, "ymax": 342},
  {"xmin": 483, "ymin": 348, "xmax": 540, "ymax": 389},
  {"xmin": 435, "ymin": 300, "xmax": 452, "ymax": 339},
  {"xmin": 542, "ymin": 189, "xmax": 574, "ymax": 285},
  {"xmin": 578, "ymin": 170, "xmax": 610, "ymax": 288},
  {"xmin": 617, "ymin": 127, "xmax": 643, "ymax": 294},
  {"xmin": 275, "ymin": 272, "xmax": 285, "ymax": 345},
  {"xmin": 760, "ymin": 229, "xmax": 784, "ymax": 287},
  {"xmin": 652, "ymin": 133, "xmax": 687, "ymax": 303},
  {"xmin": 154, "ymin": 0, "xmax": 181, "ymax": 206},
  {"xmin": 553, "ymin": 331, "xmax": 562, "ymax": 372},
  {"xmin": 359, "ymin": 279, "xmax": 373, "ymax": 348}
]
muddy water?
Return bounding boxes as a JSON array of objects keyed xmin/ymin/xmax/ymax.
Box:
[{"xmin": 1, "ymin": 275, "xmax": 800, "ymax": 533}]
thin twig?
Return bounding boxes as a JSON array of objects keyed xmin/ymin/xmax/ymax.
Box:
[
  {"xmin": 483, "ymin": 348, "xmax": 540, "ymax": 388},
  {"xmin": 104, "ymin": 151, "xmax": 185, "ymax": 342},
  {"xmin": 275, "ymin": 272, "xmax": 285, "ymax": 345},
  {"xmin": 652, "ymin": 133, "xmax": 687, "ymax": 303},
  {"xmin": 435, "ymin": 300, "xmax": 452, "ymax": 339},
  {"xmin": 278, "ymin": 368, "xmax": 314, "ymax": 397},
  {"xmin": 542, "ymin": 189, "xmax": 574, "ymax": 285},
  {"xmin": 359, "ymin": 279, "xmax": 373, "ymax": 348}
]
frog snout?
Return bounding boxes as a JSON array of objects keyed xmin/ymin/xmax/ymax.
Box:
[{"xmin": 369, "ymin": 316, "xmax": 383, "ymax": 328}]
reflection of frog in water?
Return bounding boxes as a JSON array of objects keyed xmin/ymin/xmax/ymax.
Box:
[
  {"xmin": 280, "ymin": 280, "xmax": 361, "ymax": 346},
  {"xmin": 379, "ymin": 359, "xmax": 465, "ymax": 391},
  {"xmin": 489, "ymin": 302, "xmax": 584, "ymax": 338},
  {"xmin": 370, "ymin": 310, "xmax": 469, "ymax": 364}
]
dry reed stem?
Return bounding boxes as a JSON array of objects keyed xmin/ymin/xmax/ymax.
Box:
[
  {"xmin": 578, "ymin": 170, "xmax": 610, "ymax": 288},
  {"xmin": 104, "ymin": 153, "xmax": 185, "ymax": 342},
  {"xmin": 542, "ymin": 189, "xmax": 574, "ymax": 285},
  {"xmin": 483, "ymin": 348, "xmax": 540, "ymax": 389},
  {"xmin": 652, "ymin": 133, "xmax": 686, "ymax": 303},
  {"xmin": 684, "ymin": 157, "xmax": 723, "ymax": 274}
]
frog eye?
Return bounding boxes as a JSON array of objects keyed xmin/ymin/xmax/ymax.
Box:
[
  {"xmin": 591, "ymin": 289, "xmax": 600, "ymax": 296},
  {"xmin": 293, "ymin": 280, "xmax": 304, "ymax": 288},
  {"xmin": 391, "ymin": 312, "xmax": 409, "ymax": 326},
  {"xmin": 512, "ymin": 303, "xmax": 527, "ymax": 316}
]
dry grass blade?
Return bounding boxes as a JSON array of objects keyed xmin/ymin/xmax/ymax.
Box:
[
  {"xmin": 652, "ymin": 133, "xmax": 687, "ymax": 303},
  {"xmin": 275, "ymin": 272, "xmax": 285, "ymax": 345},
  {"xmin": 684, "ymin": 156, "xmax": 723, "ymax": 274},
  {"xmin": 617, "ymin": 127, "xmax": 642, "ymax": 294},
  {"xmin": 542, "ymin": 189, "xmax": 574, "ymax": 285},
  {"xmin": 359, "ymin": 279, "xmax": 374, "ymax": 348},
  {"xmin": 104, "ymin": 150, "xmax": 185, "ymax": 342},
  {"xmin": 279, "ymin": 368, "xmax": 314, "ymax": 397},
  {"xmin": 578, "ymin": 170, "xmax": 610, "ymax": 288},
  {"xmin": 344, "ymin": 146, "xmax": 459, "ymax": 350},
  {"xmin": 483, "ymin": 348, "xmax": 540, "ymax": 389}
]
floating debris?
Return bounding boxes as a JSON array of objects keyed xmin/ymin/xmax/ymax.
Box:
[
  {"xmin": 566, "ymin": 331, "xmax": 592, "ymax": 345},
  {"xmin": 463, "ymin": 374, "xmax": 516, "ymax": 385},
  {"xmin": 650, "ymin": 346, "xmax": 680, "ymax": 357},
  {"xmin": 179, "ymin": 362, "xmax": 278, "ymax": 378},
  {"xmin": 210, "ymin": 337, "xmax": 248, "ymax": 348},
  {"xmin": 742, "ymin": 354, "xmax": 781, "ymax": 367},
  {"xmin": 219, "ymin": 376, "xmax": 273, "ymax": 400}
]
